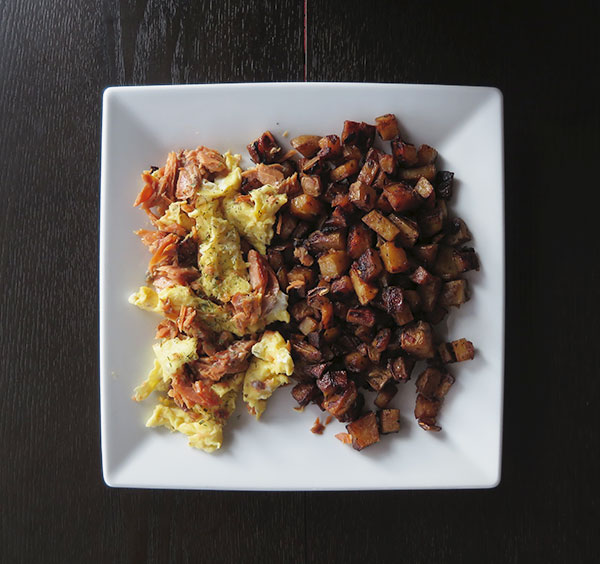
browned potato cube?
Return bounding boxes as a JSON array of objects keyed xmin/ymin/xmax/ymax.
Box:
[
  {"xmin": 347, "ymin": 223, "xmax": 373, "ymax": 259},
  {"xmin": 438, "ymin": 342, "xmax": 455, "ymax": 363},
  {"xmin": 374, "ymin": 113, "xmax": 400, "ymax": 140},
  {"xmin": 331, "ymin": 275, "xmax": 354, "ymax": 296},
  {"xmin": 400, "ymin": 321, "xmax": 435, "ymax": 359},
  {"xmin": 346, "ymin": 307, "xmax": 376, "ymax": 327},
  {"xmin": 372, "ymin": 328, "xmax": 392, "ymax": 352},
  {"xmin": 289, "ymin": 193, "xmax": 323, "ymax": 221},
  {"xmin": 414, "ymin": 176, "xmax": 434, "ymax": 200},
  {"xmin": 376, "ymin": 193, "xmax": 393, "ymax": 214},
  {"xmin": 383, "ymin": 183, "xmax": 420, "ymax": 212},
  {"xmin": 346, "ymin": 412, "xmax": 380, "ymax": 451},
  {"xmin": 443, "ymin": 217, "xmax": 472, "ymax": 246},
  {"xmin": 404, "ymin": 290, "xmax": 421, "ymax": 312},
  {"xmin": 399, "ymin": 163, "xmax": 437, "ymax": 183},
  {"xmin": 362, "ymin": 210, "xmax": 401, "ymax": 241},
  {"xmin": 439, "ymin": 279, "xmax": 470, "ymax": 308},
  {"xmin": 417, "ymin": 278, "xmax": 442, "ymax": 312},
  {"xmin": 276, "ymin": 267, "xmax": 288, "ymax": 290},
  {"xmin": 416, "ymin": 144, "xmax": 438, "ymax": 165},
  {"xmin": 349, "ymin": 181, "xmax": 377, "ymax": 211},
  {"xmin": 341, "ymin": 120, "xmax": 361, "ymax": 145},
  {"xmin": 290, "ymin": 134, "xmax": 322, "ymax": 158},
  {"xmin": 374, "ymin": 383, "xmax": 398, "ymax": 409},
  {"xmin": 301, "ymin": 156, "xmax": 324, "ymax": 175},
  {"xmin": 366, "ymin": 367, "xmax": 393, "ymax": 391},
  {"xmin": 323, "ymin": 382, "xmax": 358, "ymax": 420},
  {"xmin": 388, "ymin": 214, "xmax": 420, "ymax": 247},
  {"xmin": 381, "ymin": 286, "xmax": 414, "ymax": 326},
  {"xmin": 414, "ymin": 394, "xmax": 441, "ymax": 421},
  {"xmin": 307, "ymin": 229, "xmax": 346, "ymax": 253},
  {"xmin": 344, "ymin": 351, "xmax": 370, "ymax": 373},
  {"xmin": 412, "ymin": 243, "xmax": 439, "ymax": 266},
  {"xmin": 291, "ymin": 340, "xmax": 323, "ymax": 363},
  {"xmin": 330, "ymin": 159, "xmax": 360, "ymax": 182},
  {"xmin": 317, "ymin": 134, "xmax": 342, "ymax": 160},
  {"xmin": 247, "ymin": 130, "xmax": 281, "ymax": 163},
  {"xmin": 291, "ymin": 382, "xmax": 319, "ymax": 406},
  {"xmin": 410, "ymin": 266, "xmax": 436, "ymax": 285},
  {"xmin": 357, "ymin": 156, "xmax": 380, "ymax": 185},
  {"xmin": 373, "ymin": 170, "xmax": 390, "ymax": 190},
  {"xmin": 379, "ymin": 241, "xmax": 410, "ymax": 273},
  {"xmin": 415, "ymin": 367, "xmax": 444, "ymax": 399},
  {"xmin": 276, "ymin": 213, "xmax": 298, "ymax": 240},
  {"xmin": 436, "ymin": 372, "xmax": 455, "ymax": 399},
  {"xmin": 378, "ymin": 408, "xmax": 401, "ymax": 433},
  {"xmin": 433, "ymin": 246, "xmax": 479, "ymax": 280},
  {"xmin": 287, "ymin": 266, "xmax": 316, "ymax": 291},
  {"xmin": 391, "ymin": 139, "xmax": 418, "ymax": 166},
  {"xmin": 451, "ymin": 338, "xmax": 475, "ymax": 362},
  {"xmin": 342, "ymin": 144, "xmax": 363, "ymax": 161},
  {"xmin": 425, "ymin": 305, "xmax": 448, "ymax": 325},
  {"xmin": 298, "ymin": 316, "xmax": 319, "ymax": 335},
  {"xmin": 318, "ymin": 250, "xmax": 350, "ymax": 281},
  {"xmin": 290, "ymin": 299, "xmax": 315, "ymax": 321},
  {"xmin": 378, "ymin": 153, "xmax": 396, "ymax": 175},
  {"xmin": 350, "ymin": 265, "xmax": 379, "ymax": 305},
  {"xmin": 389, "ymin": 355, "xmax": 416, "ymax": 382},
  {"xmin": 355, "ymin": 248, "xmax": 384, "ymax": 282},
  {"xmin": 300, "ymin": 174, "xmax": 323, "ymax": 197},
  {"xmin": 418, "ymin": 204, "xmax": 446, "ymax": 238}
]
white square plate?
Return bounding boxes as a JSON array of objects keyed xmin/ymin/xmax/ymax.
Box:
[{"xmin": 100, "ymin": 83, "xmax": 504, "ymax": 490}]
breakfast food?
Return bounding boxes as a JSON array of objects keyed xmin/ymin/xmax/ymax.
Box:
[
  {"xmin": 130, "ymin": 148, "xmax": 292, "ymax": 451},
  {"xmin": 130, "ymin": 112, "xmax": 478, "ymax": 453}
]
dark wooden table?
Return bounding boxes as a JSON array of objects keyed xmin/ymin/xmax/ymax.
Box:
[{"xmin": 1, "ymin": 1, "xmax": 598, "ymax": 562}]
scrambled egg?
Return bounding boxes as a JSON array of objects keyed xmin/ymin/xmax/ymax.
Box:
[
  {"xmin": 130, "ymin": 149, "xmax": 294, "ymax": 452},
  {"xmin": 224, "ymin": 184, "xmax": 287, "ymax": 255},
  {"xmin": 243, "ymin": 331, "xmax": 293, "ymax": 419}
]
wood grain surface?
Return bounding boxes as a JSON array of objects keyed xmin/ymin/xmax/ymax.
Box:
[{"xmin": 0, "ymin": 0, "xmax": 597, "ymax": 563}]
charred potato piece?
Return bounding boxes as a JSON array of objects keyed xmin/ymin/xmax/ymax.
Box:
[
  {"xmin": 289, "ymin": 193, "xmax": 323, "ymax": 221},
  {"xmin": 378, "ymin": 153, "xmax": 396, "ymax": 175},
  {"xmin": 290, "ymin": 135, "xmax": 322, "ymax": 158},
  {"xmin": 375, "ymin": 113, "xmax": 400, "ymax": 141},
  {"xmin": 376, "ymin": 193, "xmax": 393, "ymax": 214},
  {"xmin": 400, "ymin": 321, "xmax": 435, "ymax": 359},
  {"xmin": 366, "ymin": 367, "xmax": 393, "ymax": 391},
  {"xmin": 450, "ymin": 338, "xmax": 475, "ymax": 362},
  {"xmin": 415, "ymin": 367, "xmax": 444, "ymax": 399},
  {"xmin": 418, "ymin": 203, "xmax": 446, "ymax": 238},
  {"xmin": 410, "ymin": 266, "xmax": 436, "ymax": 285},
  {"xmin": 347, "ymin": 224, "xmax": 374, "ymax": 259},
  {"xmin": 291, "ymin": 382, "xmax": 320, "ymax": 406},
  {"xmin": 346, "ymin": 412, "xmax": 380, "ymax": 450},
  {"xmin": 247, "ymin": 130, "xmax": 281, "ymax": 163},
  {"xmin": 415, "ymin": 394, "xmax": 441, "ymax": 422},
  {"xmin": 344, "ymin": 351, "xmax": 370, "ymax": 373},
  {"xmin": 349, "ymin": 181, "xmax": 377, "ymax": 211},
  {"xmin": 389, "ymin": 355, "xmax": 416, "ymax": 382},
  {"xmin": 399, "ymin": 163, "xmax": 437, "ymax": 183},
  {"xmin": 381, "ymin": 286, "xmax": 414, "ymax": 326},
  {"xmin": 379, "ymin": 241, "xmax": 410, "ymax": 273},
  {"xmin": 411, "ymin": 243, "xmax": 439, "ymax": 266},
  {"xmin": 417, "ymin": 278, "xmax": 442, "ymax": 312},
  {"xmin": 391, "ymin": 139, "xmax": 418, "ymax": 167},
  {"xmin": 287, "ymin": 266, "xmax": 316, "ymax": 291},
  {"xmin": 435, "ymin": 170, "xmax": 454, "ymax": 200},
  {"xmin": 355, "ymin": 248, "xmax": 384, "ymax": 282},
  {"xmin": 349, "ymin": 265, "xmax": 379, "ymax": 305},
  {"xmin": 317, "ymin": 134, "xmax": 343, "ymax": 160},
  {"xmin": 331, "ymin": 275, "xmax": 354, "ymax": 296},
  {"xmin": 341, "ymin": 121, "xmax": 376, "ymax": 152},
  {"xmin": 330, "ymin": 159, "xmax": 360, "ymax": 182},
  {"xmin": 276, "ymin": 213, "xmax": 298, "ymax": 240},
  {"xmin": 357, "ymin": 155, "xmax": 380, "ymax": 185},
  {"xmin": 292, "ymin": 340, "xmax": 323, "ymax": 363},
  {"xmin": 362, "ymin": 211, "xmax": 401, "ymax": 241},
  {"xmin": 318, "ymin": 250, "xmax": 350, "ymax": 281},
  {"xmin": 346, "ymin": 307, "xmax": 377, "ymax": 327}
]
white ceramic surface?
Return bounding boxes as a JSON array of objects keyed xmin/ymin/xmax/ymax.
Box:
[{"xmin": 100, "ymin": 83, "xmax": 504, "ymax": 490}]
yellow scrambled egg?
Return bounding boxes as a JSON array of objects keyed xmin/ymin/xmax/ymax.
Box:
[
  {"xmin": 130, "ymin": 150, "xmax": 294, "ymax": 452},
  {"xmin": 243, "ymin": 331, "xmax": 293, "ymax": 419}
]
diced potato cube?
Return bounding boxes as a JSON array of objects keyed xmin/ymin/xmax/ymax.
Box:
[
  {"xmin": 378, "ymin": 153, "xmax": 396, "ymax": 174},
  {"xmin": 357, "ymin": 156, "xmax": 380, "ymax": 185},
  {"xmin": 383, "ymin": 183, "xmax": 420, "ymax": 212},
  {"xmin": 451, "ymin": 338, "xmax": 475, "ymax": 362},
  {"xmin": 318, "ymin": 250, "xmax": 350, "ymax": 281},
  {"xmin": 416, "ymin": 144, "xmax": 438, "ymax": 165},
  {"xmin": 331, "ymin": 275, "xmax": 354, "ymax": 296},
  {"xmin": 379, "ymin": 241, "xmax": 410, "ymax": 273},
  {"xmin": 355, "ymin": 248, "xmax": 383, "ymax": 282},
  {"xmin": 375, "ymin": 114, "xmax": 400, "ymax": 141},
  {"xmin": 349, "ymin": 265, "xmax": 379, "ymax": 305},
  {"xmin": 414, "ymin": 394, "xmax": 441, "ymax": 421},
  {"xmin": 290, "ymin": 135, "xmax": 322, "ymax": 158},
  {"xmin": 346, "ymin": 412, "xmax": 380, "ymax": 451},
  {"xmin": 347, "ymin": 224, "xmax": 373, "ymax": 259},
  {"xmin": 317, "ymin": 135, "xmax": 342, "ymax": 160},
  {"xmin": 289, "ymin": 193, "xmax": 323, "ymax": 221},
  {"xmin": 439, "ymin": 279, "xmax": 470, "ymax": 308},
  {"xmin": 362, "ymin": 210, "xmax": 401, "ymax": 241},
  {"xmin": 399, "ymin": 163, "xmax": 437, "ymax": 183},
  {"xmin": 417, "ymin": 278, "xmax": 441, "ymax": 312},
  {"xmin": 300, "ymin": 174, "xmax": 323, "ymax": 197},
  {"xmin": 418, "ymin": 204, "xmax": 446, "ymax": 238},
  {"xmin": 391, "ymin": 139, "xmax": 418, "ymax": 166},
  {"xmin": 374, "ymin": 386, "xmax": 397, "ymax": 410},
  {"xmin": 298, "ymin": 316, "xmax": 319, "ymax": 335},
  {"xmin": 414, "ymin": 176, "xmax": 434, "ymax": 200},
  {"xmin": 349, "ymin": 181, "xmax": 377, "ymax": 211},
  {"xmin": 443, "ymin": 218, "xmax": 472, "ymax": 246},
  {"xmin": 400, "ymin": 321, "xmax": 435, "ymax": 359},
  {"xmin": 330, "ymin": 159, "xmax": 360, "ymax": 182},
  {"xmin": 307, "ymin": 229, "xmax": 346, "ymax": 253},
  {"xmin": 378, "ymin": 408, "xmax": 401, "ymax": 433},
  {"xmin": 388, "ymin": 214, "xmax": 420, "ymax": 247},
  {"xmin": 412, "ymin": 243, "xmax": 439, "ymax": 266}
]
